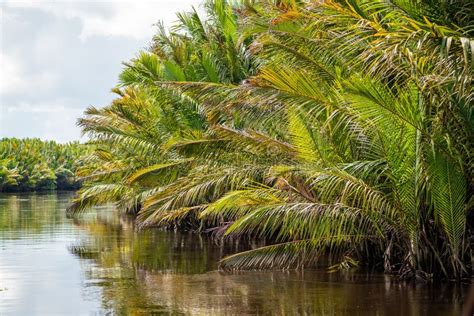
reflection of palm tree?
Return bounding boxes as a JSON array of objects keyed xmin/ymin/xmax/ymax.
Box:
[
  {"xmin": 0, "ymin": 192, "xmax": 74, "ymax": 234},
  {"xmin": 68, "ymin": 245, "xmax": 100, "ymax": 260},
  {"xmin": 463, "ymin": 284, "xmax": 474, "ymax": 316},
  {"xmin": 68, "ymin": 206, "xmax": 468, "ymax": 315},
  {"xmin": 69, "ymin": 212, "xmax": 225, "ymax": 273}
]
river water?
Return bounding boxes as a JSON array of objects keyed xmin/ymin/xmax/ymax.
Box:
[{"xmin": 0, "ymin": 192, "xmax": 469, "ymax": 315}]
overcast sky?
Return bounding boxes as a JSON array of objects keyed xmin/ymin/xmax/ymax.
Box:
[{"xmin": 0, "ymin": 0, "xmax": 200, "ymax": 142}]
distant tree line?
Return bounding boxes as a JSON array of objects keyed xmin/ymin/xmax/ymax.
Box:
[{"xmin": 0, "ymin": 138, "xmax": 89, "ymax": 192}]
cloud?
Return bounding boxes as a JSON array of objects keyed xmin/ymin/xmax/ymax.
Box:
[
  {"xmin": 0, "ymin": 0, "xmax": 200, "ymax": 142},
  {"xmin": 2, "ymin": 0, "xmax": 201, "ymax": 40},
  {"xmin": 0, "ymin": 53, "xmax": 59, "ymax": 96},
  {"xmin": 0, "ymin": 53, "xmax": 23, "ymax": 95},
  {"xmin": 1, "ymin": 102, "xmax": 85, "ymax": 142}
]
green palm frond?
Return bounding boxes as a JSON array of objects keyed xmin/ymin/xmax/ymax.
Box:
[
  {"xmin": 428, "ymin": 149, "xmax": 466, "ymax": 259},
  {"xmin": 69, "ymin": 0, "xmax": 473, "ymax": 279},
  {"xmin": 126, "ymin": 159, "xmax": 194, "ymax": 185}
]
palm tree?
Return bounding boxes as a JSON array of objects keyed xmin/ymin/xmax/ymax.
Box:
[
  {"xmin": 0, "ymin": 138, "xmax": 87, "ymax": 191},
  {"xmin": 70, "ymin": 0, "xmax": 473, "ymax": 279},
  {"xmin": 68, "ymin": 0, "xmax": 256, "ymax": 214}
]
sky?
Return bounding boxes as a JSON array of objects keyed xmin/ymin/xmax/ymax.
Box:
[{"xmin": 0, "ymin": 0, "xmax": 201, "ymax": 142}]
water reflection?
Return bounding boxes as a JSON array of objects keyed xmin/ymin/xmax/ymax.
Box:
[{"xmin": 0, "ymin": 193, "xmax": 470, "ymax": 315}]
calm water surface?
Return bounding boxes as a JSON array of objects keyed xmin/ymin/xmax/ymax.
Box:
[{"xmin": 0, "ymin": 193, "xmax": 469, "ymax": 315}]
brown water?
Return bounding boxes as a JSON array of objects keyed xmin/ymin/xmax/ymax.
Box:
[{"xmin": 0, "ymin": 192, "xmax": 469, "ymax": 315}]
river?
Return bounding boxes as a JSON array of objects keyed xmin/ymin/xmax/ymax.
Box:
[{"xmin": 0, "ymin": 192, "xmax": 469, "ymax": 315}]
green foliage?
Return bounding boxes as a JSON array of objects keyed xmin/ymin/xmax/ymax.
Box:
[
  {"xmin": 0, "ymin": 138, "xmax": 89, "ymax": 192},
  {"xmin": 70, "ymin": 0, "xmax": 473, "ymax": 280}
]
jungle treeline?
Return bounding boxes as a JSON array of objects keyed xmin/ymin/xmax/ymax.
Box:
[
  {"xmin": 68, "ymin": 0, "xmax": 473, "ymax": 280},
  {"xmin": 0, "ymin": 138, "xmax": 88, "ymax": 192}
]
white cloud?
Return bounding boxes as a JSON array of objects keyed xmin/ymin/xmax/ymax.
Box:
[
  {"xmin": 0, "ymin": 0, "xmax": 201, "ymax": 142},
  {"xmin": 5, "ymin": 100, "xmax": 72, "ymax": 113},
  {"xmin": 0, "ymin": 53, "xmax": 23, "ymax": 95},
  {"xmin": 0, "ymin": 53, "xmax": 58, "ymax": 96},
  {"xmin": 3, "ymin": 0, "xmax": 202, "ymax": 40},
  {"xmin": 1, "ymin": 100, "xmax": 85, "ymax": 142}
]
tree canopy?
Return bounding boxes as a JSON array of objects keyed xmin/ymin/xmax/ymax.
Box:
[
  {"xmin": 69, "ymin": 0, "xmax": 473, "ymax": 280},
  {"xmin": 0, "ymin": 138, "xmax": 89, "ymax": 192}
]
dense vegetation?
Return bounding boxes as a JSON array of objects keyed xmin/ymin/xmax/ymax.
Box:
[
  {"xmin": 0, "ymin": 138, "xmax": 88, "ymax": 191},
  {"xmin": 69, "ymin": 0, "xmax": 473, "ymax": 280}
]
